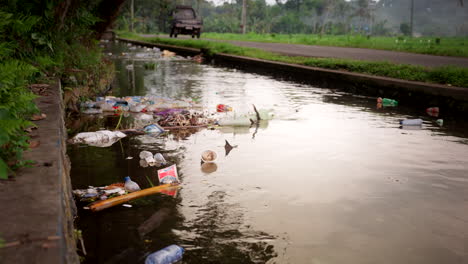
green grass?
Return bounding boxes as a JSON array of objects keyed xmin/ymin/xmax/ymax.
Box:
[
  {"xmin": 203, "ymin": 32, "xmax": 468, "ymax": 58},
  {"xmin": 119, "ymin": 32, "xmax": 468, "ymax": 88}
]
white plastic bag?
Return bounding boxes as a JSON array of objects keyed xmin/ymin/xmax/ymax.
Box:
[
  {"xmin": 70, "ymin": 130, "xmax": 126, "ymax": 147},
  {"xmin": 130, "ymin": 104, "xmax": 147, "ymax": 113}
]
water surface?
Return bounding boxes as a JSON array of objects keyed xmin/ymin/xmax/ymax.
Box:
[{"xmin": 69, "ymin": 42, "xmax": 468, "ymax": 264}]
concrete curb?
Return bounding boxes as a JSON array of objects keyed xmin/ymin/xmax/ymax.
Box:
[
  {"xmin": 117, "ymin": 37, "xmax": 468, "ymax": 113},
  {"xmin": 0, "ymin": 80, "xmax": 79, "ymax": 264}
]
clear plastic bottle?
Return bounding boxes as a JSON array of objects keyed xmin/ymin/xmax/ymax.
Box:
[
  {"xmin": 145, "ymin": 245, "xmax": 185, "ymax": 264},
  {"xmin": 124, "ymin": 176, "xmax": 141, "ymax": 192},
  {"xmin": 154, "ymin": 153, "xmax": 167, "ymax": 166},
  {"xmin": 400, "ymin": 118, "xmax": 423, "ymax": 126}
]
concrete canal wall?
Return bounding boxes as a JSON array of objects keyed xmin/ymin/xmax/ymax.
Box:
[
  {"xmin": 118, "ymin": 37, "xmax": 468, "ymax": 115},
  {"xmin": 0, "ymin": 81, "xmax": 79, "ymax": 264}
]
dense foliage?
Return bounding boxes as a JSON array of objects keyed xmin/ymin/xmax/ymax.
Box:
[{"xmin": 0, "ymin": 0, "xmax": 112, "ymax": 178}]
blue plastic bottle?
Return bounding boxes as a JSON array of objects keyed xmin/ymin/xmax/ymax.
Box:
[
  {"xmin": 124, "ymin": 176, "xmax": 141, "ymax": 192},
  {"xmin": 145, "ymin": 245, "xmax": 185, "ymax": 264}
]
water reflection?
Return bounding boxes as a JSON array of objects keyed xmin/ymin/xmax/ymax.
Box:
[
  {"xmin": 176, "ymin": 191, "xmax": 277, "ymax": 264},
  {"xmin": 69, "ymin": 42, "xmax": 468, "ymax": 264}
]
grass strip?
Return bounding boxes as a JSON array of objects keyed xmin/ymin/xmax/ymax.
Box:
[
  {"xmin": 203, "ymin": 33, "xmax": 468, "ymax": 58},
  {"xmin": 119, "ymin": 32, "xmax": 468, "ymax": 88}
]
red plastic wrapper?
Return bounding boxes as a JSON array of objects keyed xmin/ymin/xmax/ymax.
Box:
[
  {"xmin": 158, "ymin": 165, "xmax": 179, "ymax": 184},
  {"xmin": 426, "ymin": 107, "xmax": 439, "ymax": 117},
  {"xmin": 216, "ymin": 104, "xmax": 232, "ymax": 112}
]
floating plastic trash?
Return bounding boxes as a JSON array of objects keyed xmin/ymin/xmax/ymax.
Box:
[
  {"xmin": 139, "ymin": 151, "xmax": 166, "ymax": 167},
  {"xmin": 400, "ymin": 119, "xmax": 423, "ymax": 126},
  {"xmin": 426, "ymin": 107, "xmax": 439, "ymax": 117},
  {"xmin": 69, "ymin": 130, "xmax": 126, "ymax": 147},
  {"xmin": 89, "ymin": 184, "xmax": 180, "ymax": 212},
  {"xmin": 140, "ymin": 151, "xmax": 157, "ymax": 166},
  {"xmin": 217, "ymin": 104, "xmax": 233, "ymax": 112},
  {"xmin": 144, "ymin": 124, "xmax": 165, "ymax": 133},
  {"xmin": 130, "ymin": 104, "xmax": 147, "ymax": 113},
  {"xmin": 154, "ymin": 153, "xmax": 167, "ymax": 166},
  {"xmin": 217, "ymin": 115, "xmax": 252, "ymax": 126},
  {"xmin": 140, "ymin": 159, "xmax": 149, "ymax": 168},
  {"xmin": 162, "ymin": 50, "xmax": 176, "ymax": 57},
  {"xmin": 145, "ymin": 245, "xmax": 184, "ymax": 264},
  {"xmin": 134, "ymin": 113, "xmax": 154, "ymax": 121},
  {"xmin": 436, "ymin": 119, "xmax": 443, "ymax": 126},
  {"xmin": 81, "ymin": 101, "xmax": 97, "ymax": 108},
  {"xmin": 249, "ymin": 109, "xmax": 275, "ymax": 120},
  {"xmin": 73, "ymin": 184, "xmax": 126, "ymax": 202},
  {"xmin": 124, "ymin": 176, "xmax": 141, "ymax": 192},
  {"xmin": 158, "ymin": 165, "xmax": 179, "ymax": 184},
  {"xmin": 82, "ymin": 108, "xmax": 103, "ymax": 114},
  {"xmin": 201, "ymin": 150, "xmax": 217, "ymax": 163},
  {"xmin": 377, "ymin": 97, "xmax": 398, "ymax": 107}
]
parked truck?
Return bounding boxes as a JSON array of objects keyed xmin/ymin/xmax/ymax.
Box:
[{"xmin": 169, "ymin": 6, "xmax": 203, "ymax": 38}]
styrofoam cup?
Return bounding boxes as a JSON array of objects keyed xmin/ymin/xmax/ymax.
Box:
[{"xmin": 201, "ymin": 150, "xmax": 217, "ymax": 163}]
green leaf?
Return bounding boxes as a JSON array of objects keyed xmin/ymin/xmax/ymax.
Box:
[
  {"xmin": 0, "ymin": 130, "xmax": 9, "ymax": 146},
  {"xmin": 0, "ymin": 159, "xmax": 8, "ymax": 180}
]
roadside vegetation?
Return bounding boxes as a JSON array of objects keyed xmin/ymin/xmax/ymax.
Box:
[
  {"xmin": 203, "ymin": 33, "xmax": 468, "ymax": 58},
  {"xmin": 0, "ymin": 1, "xmax": 116, "ymax": 179},
  {"xmin": 119, "ymin": 32, "xmax": 468, "ymax": 88}
]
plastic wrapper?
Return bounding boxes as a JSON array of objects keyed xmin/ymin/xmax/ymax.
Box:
[
  {"xmin": 158, "ymin": 165, "xmax": 179, "ymax": 184},
  {"xmin": 70, "ymin": 130, "xmax": 127, "ymax": 147}
]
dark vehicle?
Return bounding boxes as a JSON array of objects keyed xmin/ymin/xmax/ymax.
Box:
[{"xmin": 169, "ymin": 6, "xmax": 203, "ymax": 38}]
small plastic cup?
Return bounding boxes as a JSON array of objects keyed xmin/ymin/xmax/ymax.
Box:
[{"xmin": 201, "ymin": 150, "xmax": 217, "ymax": 163}]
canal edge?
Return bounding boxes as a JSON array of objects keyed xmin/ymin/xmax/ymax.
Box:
[
  {"xmin": 117, "ymin": 37, "xmax": 468, "ymax": 114},
  {"xmin": 0, "ymin": 79, "xmax": 79, "ymax": 264}
]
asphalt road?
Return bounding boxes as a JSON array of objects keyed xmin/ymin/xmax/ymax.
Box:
[{"xmin": 142, "ymin": 34, "xmax": 468, "ymax": 68}]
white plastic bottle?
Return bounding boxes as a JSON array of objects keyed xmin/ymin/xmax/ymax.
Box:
[
  {"xmin": 124, "ymin": 176, "xmax": 141, "ymax": 192},
  {"xmin": 400, "ymin": 118, "xmax": 423, "ymax": 126}
]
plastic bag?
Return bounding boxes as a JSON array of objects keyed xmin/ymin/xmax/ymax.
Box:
[
  {"xmin": 130, "ymin": 104, "xmax": 147, "ymax": 113},
  {"xmin": 70, "ymin": 130, "xmax": 127, "ymax": 147}
]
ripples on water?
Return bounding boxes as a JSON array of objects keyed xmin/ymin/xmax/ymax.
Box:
[{"xmin": 69, "ymin": 42, "xmax": 468, "ymax": 264}]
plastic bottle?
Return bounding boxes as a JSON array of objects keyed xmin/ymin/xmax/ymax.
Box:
[
  {"xmin": 139, "ymin": 151, "xmax": 157, "ymax": 166},
  {"xmin": 377, "ymin": 97, "xmax": 398, "ymax": 107},
  {"xmin": 154, "ymin": 153, "xmax": 167, "ymax": 166},
  {"xmin": 145, "ymin": 245, "xmax": 184, "ymax": 264},
  {"xmin": 139, "ymin": 151, "xmax": 153, "ymax": 160},
  {"xmin": 400, "ymin": 118, "xmax": 423, "ymax": 126},
  {"xmin": 124, "ymin": 176, "xmax": 141, "ymax": 192}
]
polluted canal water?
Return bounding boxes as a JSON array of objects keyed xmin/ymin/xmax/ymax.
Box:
[{"xmin": 68, "ymin": 42, "xmax": 468, "ymax": 264}]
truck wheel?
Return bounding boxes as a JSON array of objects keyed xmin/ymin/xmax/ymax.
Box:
[
  {"xmin": 192, "ymin": 34, "xmax": 195, "ymax": 38},
  {"xmin": 170, "ymin": 28, "xmax": 174, "ymax": 38},
  {"xmin": 197, "ymin": 33, "xmax": 201, "ymax": 39}
]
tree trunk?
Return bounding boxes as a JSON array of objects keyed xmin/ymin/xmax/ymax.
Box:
[
  {"xmin": 93, "ymin": 0, "xmax": 128, "ymax": 39},
  {"xmin": 130, "ymin": 0, "xmax": 134, "ymax": 32},
  {"xmin": 55, "ymin": 0, "xmax": 73, "ymax": 30},
  {"xmin": 241, "ymin": 0, "xmax": 247, "ymax": 34}
]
